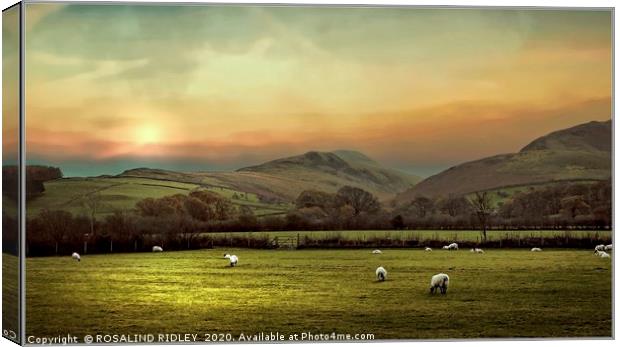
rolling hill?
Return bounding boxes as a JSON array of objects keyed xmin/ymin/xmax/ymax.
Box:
[
  {"xmin": 123, "ymin": 150, "xmax": 420, "ymax": 202},
  {"xmin": 396, "ymin": 120, "xmax": 611, "ymax": 201},
  {"xmin": 28, "ymin": 150, "xmax": 420, "ymax": 218}
]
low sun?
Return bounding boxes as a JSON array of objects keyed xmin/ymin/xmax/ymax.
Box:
[{"xmin": 135, "ymin": 125, "xmax": 161, "ymax": 145}]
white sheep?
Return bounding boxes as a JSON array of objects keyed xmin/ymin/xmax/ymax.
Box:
[
  {"xmin": 594, "ymin": 244, "xmax": 606, "ymax": 252},
  {"xmin": 531, "ymin": 247, "xmax": 542, "ymax": 252},
  {"xmin": 375, "ymin": 266, "xmax": 387, "ymax": 281},
  {"xmin": 430, "ymin": 273, "xmax": 450, "ymax": 294},
  {"xmin": 71, "ymin": 252, "xmax": 81, "ymax": 262},
  {"xmin": 372, "ymin": 249, "xmax": 382, "ymax": 254},
  {"xmin": 229, "ymin": 255, "xmax": 238, "ymax": 267},
  {"xmin": 605, "ymin": 244, "xmax": 612, "ymax": 251},
  {"xmin": 442, "ymin": 245, "xmax": 449, "ymax": 250},
  {"xmin": 470, "ymin": 248, "xmax": 484, "ymax": 254},
  {"xmin": 152, "ymin": 246, "xmax": 163, "ymax": 252},
  {"xmin": 424, "ymin": 247, "xmax": 432, "ymax": 252},
  {"xmin": 447, "ymin": 243, "xmax": 458, "ymax": 250},
  {"xmin": 223, "ymin": 253, "xmax": 231, "ymax": 259},
  {"xmin": 596, "ymin": 250, "xmax": 611, "ymax": 258}
]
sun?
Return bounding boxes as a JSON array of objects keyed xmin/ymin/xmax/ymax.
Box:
[{"xmin": 134, "ymin": 125, "xmax": 161, "ymax": 145}]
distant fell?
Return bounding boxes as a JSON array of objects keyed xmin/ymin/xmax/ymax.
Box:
[{"xmin": 396, "ymin": 119, "xmax": 611, "ymax": 200}]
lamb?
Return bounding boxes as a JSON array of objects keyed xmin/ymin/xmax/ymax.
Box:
[
  {"xmin": 447, "ymin": 243, "xmax": 458, "ymax": 250},
  {"xmin": 594, "ymin": 244, "xmax": 606, "ymax": 252},
  {"xmin": 223, "ymin": 253, "xmax": 231, "ymax": 259},
  {"xmin": 71, "ymin": 252, "xmax": 81, "ymax": 262},
  {"xmin": 229, "ymin": 255, "xmax": 238, "ymax": 267},
  {"xmin": 531, "ymin": 247, "xmax": 542, "ymax": 252},
  {"xmin": 442, "ymin": 245, "xmax": 449, "ymax": 250},
  {"xmin": 470, "ymin": 248, "xmax": 484, "ymax": 254},
  {"xmin": 152, "ymin": 246, "xmax": 163, "ymax": 252},
  {"xmin": 375, "ymin": 266, "xmax": 387, "ymax": 281},
  {"xmin": 605, "ymin": 244, "xmax": 612, "ymax": 251},
  {"xmin": 372, "ymin": 249, "xmax": 382, "ymax": 254},
  {"xmin": 429, "ymin": 273, "xmax": 449, "ymax": 294},
  {"xmin": 424, "ymin": 247, "xmax": 432, "ymax": 252}
]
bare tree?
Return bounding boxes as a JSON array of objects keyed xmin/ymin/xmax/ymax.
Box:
[
  {"xmin": 469, "ymin": 192, "xmax": 493, "ymax": 242},
  {"xmin": 38, "ymin": 209, "xmax": 73, "ymax": 254},
  {"xmin": 334, "ymin": 186, "xmax": 380, "ymax": 216},
  {"xmin": 410, "ymin": 196, "xmax": 434, "ymax": 218},
  {"xmin": 82, "ymin": 192, "xmax": 104, "ymax": 236}
]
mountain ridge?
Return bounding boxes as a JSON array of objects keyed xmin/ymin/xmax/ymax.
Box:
[{"xmin": 395, "ymin": 119, "xmax": 611, "ymax": 200}]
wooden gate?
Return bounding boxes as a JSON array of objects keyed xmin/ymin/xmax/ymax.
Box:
[{"xmin": 271, "ymin": 234, "xmax": 300, "ymax": 249}]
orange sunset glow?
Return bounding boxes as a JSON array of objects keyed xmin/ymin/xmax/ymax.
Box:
[{"xmin": 22, "ymin": 4, "xmax": 612, "ymax": 177}]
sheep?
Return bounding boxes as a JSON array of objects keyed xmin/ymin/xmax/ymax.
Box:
[
  {"xmin": 442, "ymin": 245, "xmax": 449, "ymax": 250},
  {"xmin": 229, "ymin": 255, "xmax": 238, "ymax": 267},
  {"xmin": 152, "ymin": 246, "xmax": 163, "ymax": 252},
  {"xmin": 71, "ymin": 252, "xmax": 81, "ymax": 262},
  {"xmin": 531, "ymin": 247, "xmax": 542, "ymax": 252},
  {"xmin": 372, "ymin": 249, "xmax": 382, "ymax": 254},
  {"xmin": 375, "ymin": 266, "xmax": 387, "ymax": 281},
  {"xmin": 594, "ymin": 244, "xmax": 606, "ymax": 252},
  {"xmin": 605, "ymin": 244, "xmax": 612, "ymax": 251},
  {"xmin": 595, "ymin": 250, "xmax": 610, "ymax": 258},
  {"xmin": 447, "ymin": 243, "xmax": 458, "ymax": 250},
  {"xmin": 424, "ymin": 247, "xmax": 432, "ymax": 252},
  {"xmin": 223, "ymin": 253, "xmax": 231, "ymax": 259},
  {"xmin": 429, "ymin": 273, "xmax": 449, "ymax": 294},
  {"xmin": 470, "ymin": 248, "xmax": 484, "ymax": 254}
]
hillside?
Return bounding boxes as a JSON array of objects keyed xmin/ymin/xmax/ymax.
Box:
[
  {"xmin": 144, "ymin": 150, "xmax": 420, "ymax": 202},
  {"xmin": 28, "ymin": 150, "xmax": 420, "ymax": 218},
  {"xmin": 235, "ymin": 150, "xmax": 420, "ymax": 200},
  {"xmin": 396, "ymin": 120, "xmax": 611, "ymax": 200}
]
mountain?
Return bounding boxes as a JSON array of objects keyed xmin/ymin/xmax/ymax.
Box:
[
  {"xmin": 120, "ymin": 150, "xmax": 421, "ymax": 203},
  {"xmin": 396, "ymin": 120, "xmax": 611, "ymax": 200},
  {"xmin": 238, "ymin": 150, "xmax": 419, "ymax": 194}
]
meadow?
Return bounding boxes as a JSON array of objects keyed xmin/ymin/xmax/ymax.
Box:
[
  {"xmin": 26, "ymin": 248, "xmax": 611, "ymax": 339},
  {"xmin": 206, "ymin": 229, "xmax": 611, "ymax": 243},
  {"xmin": 27, "ymin": 177, "xmax": 290, "ymax": 218}
]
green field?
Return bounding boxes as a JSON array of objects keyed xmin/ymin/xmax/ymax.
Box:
[
  {"xmin": 26, "ymin": 248, "xmax": 611, "ymax": 339},
  {"xmin": 206, "ymin": 229, "xmax": 611, "ymax": 243},
  {"xmin": 27, "ymin": 177, "xmax": 290, "ymax": 218},
  {"xmin": 2, "ymin": 254, "xmax": 20, "ymax": 342}
]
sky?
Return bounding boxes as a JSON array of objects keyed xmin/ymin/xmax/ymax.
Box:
[{"xmin": 22, "ymin": 4, "xmax": 612, "ymax": 177}]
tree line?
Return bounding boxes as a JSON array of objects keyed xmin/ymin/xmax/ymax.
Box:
[{"xmin": 20, "ymin": 179, "xmax": 611, "ymax": 256}]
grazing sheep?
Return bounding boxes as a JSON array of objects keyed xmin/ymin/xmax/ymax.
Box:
[
  {"xmin": 229, "ymin": 255, "xmax": 238, "ymax": 267},
  {"xmin": 447, "ymin": 243, "xmax": 458, "ymax": 250},
  {"xmin": 71, "ymin": 252, "xmax": 81, "ymax": 262},
  {"xmin": 594, "ymin": 244, "xmax": 606, "ymax": 252},
  {"xmin": 152, "ymin": 246, "xmax": 163, "ymax": 252},
  {"xmin": 375, "ymin": 266, "xmax": 387, "ymax": 281},
  {"xmin": 595, "ymin": 250, "xmax": 611, "ymax": 258},
  {"xmin": 531, "ymin": 247, "xmax": 542, "ymax": 252},
  {"xmin": 442, "ymin": 245, "xmax": 449, "ymax": 250},
  {"xmin": 429, "ymin": 273, "xmax": 450, "ymax": 294},
  {"xmin": 372, "ymin": 249, "xmax": 382, "ymax": 254},
  {"xmin": 223, "ymin": 253, "xmax": 231, "ymax": 259},
  {"xmin": 605, "ymin": 244, "xmax": 613, "ymax": 251},
  {"xmin": 424, "ymin": 247, "xmax": 432, "ymax": 252},
  {"xmin": 470, "ymin": 248, "xmax": 484, "ymax": 254}
]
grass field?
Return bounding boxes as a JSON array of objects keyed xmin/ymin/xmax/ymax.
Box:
[
  {"xmin": 27, "ymin": 177, "xmax": 290, "ymax": 218},
  {"xmin": 206, "ymin": 229, "xmax": 611, "ymax": 243},
  {"xmin": 26, "ymin": 248, "xmax": 611, "ymax": 339},
  {"xmin": 2, "ymin": 254, "xmax": 20, "ymax": 342}
]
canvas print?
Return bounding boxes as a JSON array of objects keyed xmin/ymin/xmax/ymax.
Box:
[
  {"xmin": 2, "ymin": 2, "xmax": 21, "ymax": 344},
  {"xmin": 3, "ymin": 3, "xmax": 614, "ymax": 343}
]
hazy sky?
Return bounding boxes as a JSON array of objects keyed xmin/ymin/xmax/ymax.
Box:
[{"xmin": 23, "ymin": 4, "xmax": 612, "ymax": 177}]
